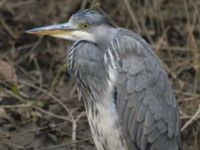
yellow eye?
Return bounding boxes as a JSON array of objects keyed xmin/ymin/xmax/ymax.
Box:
[{"xmin": 79, "ymin": 23, "xmax": 89, "ymax": 30}]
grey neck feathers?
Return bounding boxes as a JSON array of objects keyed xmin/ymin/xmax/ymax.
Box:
[
  {"xmin": 94, "ymin": 26, "xmax": 118, "ymax": 49},
  {"xmin": 68, "ymin": 41, "xmax": 109, "ymax": 99}
]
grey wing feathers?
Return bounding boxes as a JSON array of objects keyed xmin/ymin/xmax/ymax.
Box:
[{"xmin": 109, "ymin": 29, "xmax": 181, "ymax": 150}]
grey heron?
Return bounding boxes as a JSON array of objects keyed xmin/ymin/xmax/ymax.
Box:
[{"xmin": 26, "ymin": 9, "xmax": 181, "ymax": 150}]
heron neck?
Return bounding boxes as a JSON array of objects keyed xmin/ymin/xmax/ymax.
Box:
[{"xmin": 94, "ymin": 26, "xmax": 118, "ymax": 49}]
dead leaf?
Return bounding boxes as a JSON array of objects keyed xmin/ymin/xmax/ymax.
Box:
[
  {"xmin": 0, "ymin": 60, "xmax": 17, "ymax": 84},
  {"xmin": 0, "ymin": 108, "xmax": 9, "ymax": 120}
]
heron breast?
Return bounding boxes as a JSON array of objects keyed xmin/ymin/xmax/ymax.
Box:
[
  {"xmin": 86, "ymin": 68, "xmax": 127, "ymax": 150},
  {"xmin": 87, "ymin": 102, "xmax": 127, "ymax": 150}
]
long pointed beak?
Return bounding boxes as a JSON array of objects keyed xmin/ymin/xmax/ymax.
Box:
[
  {"xmin": 26, "ymin": 22, "xmax": 76, "ymax": 36},
  {"xmin": 26, "ymin": 22, "xmax": 95, "ymax": 42}
]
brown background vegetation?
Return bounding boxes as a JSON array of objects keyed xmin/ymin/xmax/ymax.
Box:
[{"xmin": 0, "ymin": 0, "xmax": 200, "ymax": 149}]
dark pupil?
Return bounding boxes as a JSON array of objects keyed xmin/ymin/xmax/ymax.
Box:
[{"xmin": 84, "ymin": 24, "xmax": 88, "ymax": 28}]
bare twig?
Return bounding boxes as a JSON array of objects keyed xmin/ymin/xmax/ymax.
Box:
[
  {"xmin": 37, "ymin": 138, "xmax": 92, "ymax": 150},
  {"xmin": 122, "ymin": 0, "xmax": 140, "ymax": 32},
  {"xmin": 0, "ymin": 18, "xmax": 17, "ymax": 39},
  {"xmin": 34, "ymin": 106, "xmax": 70, "ymax": 121},
  {"xmin": 19, "ymin": 80, "xmax": 73, "ymax": 119},
  {"xmin": 0, "ymin": 104, "xmax": 32, "ymax": 109},
  {"xmin": 181, "ymin": 105, "xmax": 200, "ymax": 131},
  {"xmin": 72, "ymin": 111, "xmax": 86, "ymax": 150},
  {"xmin": 0, "ymin": 0, "xmax": 6, "ymax": 8}
]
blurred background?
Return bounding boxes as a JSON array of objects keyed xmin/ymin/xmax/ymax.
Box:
[{"xmin": 0, "ymin": 0, "xmax": 200, "ymax": 149}]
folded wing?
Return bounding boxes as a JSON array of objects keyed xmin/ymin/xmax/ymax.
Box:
[{"xmin": 106, "ymin": 29, "xmax": 181, "ymax": 150}]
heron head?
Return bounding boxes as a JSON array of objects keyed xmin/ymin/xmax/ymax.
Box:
[{"xmin": 26, "ymin": 9, "xmax": 115, "ymax": 44}]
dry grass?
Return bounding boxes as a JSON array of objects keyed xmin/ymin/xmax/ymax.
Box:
[{"xmin": 0, "ymin": 0, "xmax": 200, "ymax": 149}]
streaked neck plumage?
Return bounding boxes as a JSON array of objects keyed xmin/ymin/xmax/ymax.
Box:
[{"xmin": 68, "ymin": 28, "xmax": 127, "ymax": 150}]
